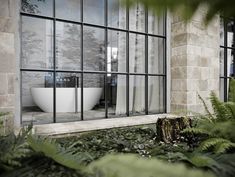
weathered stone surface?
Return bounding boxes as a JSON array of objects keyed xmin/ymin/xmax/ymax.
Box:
[
  {"xmin": 7, "ymin": 73, "xmax": 15, "ymax": 94},
  {"xmin": 0, "ymin": 0, "xmax": 10, "ymax": 18},
  {"xmin": 171, "ymin": 8, "xmax": 220, "ymax": 114},
  {"xmin": 0, "ymin": 74, "xmax": 7, "ymax": 95}
]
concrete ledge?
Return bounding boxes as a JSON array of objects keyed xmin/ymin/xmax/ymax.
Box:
[{"xmin": 33, "ymin": 114, "xmax": 179, "ymax": 136}]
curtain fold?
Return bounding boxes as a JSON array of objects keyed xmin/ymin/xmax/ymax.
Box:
[{"xmin": 116, "ymin": 4, "xmax": 164, "ymax": 114}]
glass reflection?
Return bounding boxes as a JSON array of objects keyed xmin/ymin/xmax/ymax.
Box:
[
  {"xmin": 21, "ymin": 0, "xmax": 53, "ymax": 17},
  {"xmin": 84, "ymin": 0, "xmax": 105, "ymax": 25},
  {"xmin": 21, "ymin": 16, "xmax": 53, "ymax": 69},
  {"xmin": 56, "ymin": 0, "xmax": 81, "ymax": 21},
  {"xmin": 56, "ymin": 22, "xmax": 81, "ymax": 70}
]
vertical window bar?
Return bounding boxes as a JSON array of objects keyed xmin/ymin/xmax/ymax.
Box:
[
  {"xmin": 224, "ymin": 19, "xmax": 228, "ymax": 101},
  {"xmin": 81, "ymin": 0, "xmax": 84, "ymax": 120},
  {"xmin": 145, "ymin": 6, "xmax": 148, "ymax": 115},
  {"xmin": 53, "ymin": 0, "xmax": 56, "ymax": 123},
  {"xmin": 164, "ymin": 10, "xmax": 167, "ymax": 113},
  {"xmin": 105, "ymin": 0, "xmax": 108, "ymax": 118},
  {"xmin": 126, "ymin": 1, "xmax": 130, "ymax": 116}
]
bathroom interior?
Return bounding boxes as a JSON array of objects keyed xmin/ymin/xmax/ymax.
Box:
[{"xmin": 21, "ymin": 0, "xmax": 165, "ymax": 124}]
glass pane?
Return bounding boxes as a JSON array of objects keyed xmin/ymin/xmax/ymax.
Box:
[
  {"xmin": 55, "ymin": 73, "xmax": 81, "ymax": 123},
  {"xmin": 84, "ymin": 0, "xmax": 104, "ymax": 25},
  {"xmin": 220, "ymin": 78, "xmax": 225, "ymax": 101},
  {"xmin": 220, "ymin": 18, "xmax": 224, "ymax": 46},
  {"xmin": 21, "ymin": 16, "xmax": 53, "ymax": 69},
  {"xmin": 108, "ymin": 0, "xmax": 126, "ymax": 29},
  {"xmin": 56, "ymin": 0, "xmax": 81, "ymax": 21},
  {"xmin": 129, "ymin": 75, "xmax": 145, "ymax": 115},
  {"xmin": 227, "ymin": 21, "xmax": 234, "ymax": 48},
  {"xmin": 22, "ymin": 72, "xmax": 54, "ymax": 125},
  {"xmin": 148, "ymin": 11, "xmax": 165, "ymax": 35},
  {"xmin": 21, "ymin": 0, "xmax": 53, "ymax": 17},
  {"xmin": 227, "ymin": 49, "xmax": 234, "ymax": 77},
  {"xmin": 129, "ymin": 33, "xmax": 145, "ymax": 73},
  {"xmin": 108, "ymin": 30, "xmax": 126, "ymax": 72},
  {"xmin": 83, "ymin": 74, "xmax": 105, "ymax": 120},
  {"xmin": 56, "ymin": 22, "xmax": 81, "ymax": 70},
  {"xmin": 129, "ymin": 3, "xmax": 145, "ymax": 32},
  {"xmin": 107, "ymin": 74, "xmax": 127, "ymax": 117},
  {"xmin": 148, "ymin": 37, "xmax": 164, "ymax": 74},
  {"xmin": 83, "ymin": 26, "xmax": 105, "ymax": 71},
  {"xmin": 148, "ymin": 76, "xmax": 165, "ymax": 113}
]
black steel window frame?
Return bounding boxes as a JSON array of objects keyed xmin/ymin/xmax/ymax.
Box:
[
  {"xmin": 220, "ymin": 17, "xmax": 235, "ymax": 101},
  {"xmin": 20, "ymin": 0, "xmax": 167, "ymax": 124}
]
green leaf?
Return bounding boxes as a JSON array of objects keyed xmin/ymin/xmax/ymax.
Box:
[
  {"xmin": 86, "ymin": 154, "xmax": 216, "ymax": 177},
  {"xmin": 27, "ymin": 135, "xmax": 92, "ymax": 170}
]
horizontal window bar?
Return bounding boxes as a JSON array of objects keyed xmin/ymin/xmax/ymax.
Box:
[
  {"xmin": 21, "ymin": 12, "xmax": 166, "ymax": 38},
  {"xmin": 220, "ymin": 46, "xmax": 235, "ymax": 50}
]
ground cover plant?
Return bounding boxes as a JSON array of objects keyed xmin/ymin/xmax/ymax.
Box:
[{"xmin": 0, "ymin": 80, "xmax": 235, "ymax": 177}]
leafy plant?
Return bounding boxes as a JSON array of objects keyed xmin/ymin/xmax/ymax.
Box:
[
  {"xmin": 27, "ymin": 134, "xmax": 92, "ymax": 170},
  {"xmin": 0, "ymin": 125, "xmax": 32, "ymax": 172},
  {"xmin": 86, "ymin": 154, "xmax": 215, "ymax": 177},
  {"xmin": 182, "ymin": 79, "xmax": 235, "ymax": 154}
]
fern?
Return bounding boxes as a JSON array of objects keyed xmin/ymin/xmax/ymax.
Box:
[
  {"xmin": 199, "ymin": 138, "xmax": 235, "ymax": 153},
  {"xmin": 27, "ymin": 135, "xmax": 92, "ymax": 170},
  {"xmin": 0, "ymin": 126, "xmax": 32, "ymax": 171},
  {"xmin": 182, "ymin": 127, "xmax": 211, "ymax": 136},
  {"xmin": 228, "ymin": 78, "xmax": 235, "ymax": 102},
  {"xmin": 210, "ymin": 92, "xmax": 231, "ymax": 121}
]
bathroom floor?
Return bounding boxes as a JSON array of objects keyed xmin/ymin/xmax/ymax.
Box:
[{"xmin": 22, "ymin": 109, "xmax": 106, "ymax": 125}]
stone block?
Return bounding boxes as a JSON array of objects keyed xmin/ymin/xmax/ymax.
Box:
[
  {"xmin": 7, "ymin": 73, "xmax": 14, "ymax": 94},
  {"xmin": 0, "ymin": 32, "xmax": 15, "ymax": 73},
  {"xmin": 187, "ymin": 67, "xmax": 201, "ymax": 79},
  {"xmin": 171, "ymin": 55, "xmax": 187, "ymax": 67},
  {"xmin": 0, "ymin": 0, "xmax": 10, "ymax": 18},
  {"xmin": 0, "ymin": 74, "xmax": 7, "ymax": 95},
  {"xmin": 0, "ymin": 17, "xmax": 15, "ymax": 33},
  {"xmin": 0, "ymin": 95, "xmax": 8, "ymax": 107},
  {"xmin": 171, "ymin": 67, "xmax": 187, "ymax": 79},
  {"xmin": 172, "ymin": 33, "xmax": 187, "ymax": 47}
]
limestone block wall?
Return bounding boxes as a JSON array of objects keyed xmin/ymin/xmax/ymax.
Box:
[
  {"xmin": 0, "ymin": 0, "xmax": 18, "ymax": 113},
  {"xmin": 171, "ymin": 8, "xmax": 220, "ymax": 113}
]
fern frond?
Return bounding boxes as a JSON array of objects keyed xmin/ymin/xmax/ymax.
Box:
[
  {"xmin": 214, "ymin": 142, "xmax": 235, "ymax": 154},
  {"xmin": 181, "ymin": 127, "xmax": 211, "ymax": 136},
  {"xmin": 198, "ymin": 94, "xmax": 215, "ymax": 121},
  {"xmin": 199, "ymin": 138, "xmax": 234, "ymax": 154},
  {"xmin": 0, "ymin": 126, "xmax": 32, "ymax": 170},
  {"xmin": 210, "ymin": 92, "xmax": 231, "ymax": 120},
  {"xmin": 228, "ymin": 79, "xmax": 235, "ymax": 102},
  {"xmin": 27, "ymin": 135, "xmax": 92, "ymax": 170},
  {"xmin": 225, "ymin": 102, "xmax": 235, "ymax": 119}
]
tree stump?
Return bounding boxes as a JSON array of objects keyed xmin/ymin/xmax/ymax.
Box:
[{"xmin": 156, "ymin": 117, "xmax": 192, "ymax": 143}]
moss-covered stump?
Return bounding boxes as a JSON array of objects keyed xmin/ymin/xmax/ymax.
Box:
[{"xmin": 156, "ymin": 117, "xmax": 192, "ymax": 143}]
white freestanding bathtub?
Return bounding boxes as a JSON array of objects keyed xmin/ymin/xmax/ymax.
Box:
[{"xmin": 31, "ymin": 88, "xmax": 103, "ymax": 112}]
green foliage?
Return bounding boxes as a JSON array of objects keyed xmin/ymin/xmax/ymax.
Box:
[
  {"xmin": 182, "ymin": 79, "xmax": 235, "ymax": 154},
  {"xmin": 0, "ymin": 126, "xmax": 32, "ymax": 171},
  {"xmin": 199, "ymin": 138, "xmax": 235, "ymax": 154},
  {"xmin": 124, "ymin": 0, "xmax": 235, "ymax": 24},
  {"xmin": 27, "ymin": 135, "xmax": 92, "ymax": 170},
  {"xmin": 59, "ymin": 126, "xmax": 157, "ymax": 160},
  {"xmin": 86, "ymin": 154, "xmax": 215, "ymax": 177}
]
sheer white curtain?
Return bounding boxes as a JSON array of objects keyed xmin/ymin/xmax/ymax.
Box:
[
  {"xmin": 148, "ymin": 12, "xmax": 165, "ymax": 112},
  {"xmin": 116, "ymin": 4, "xmax": 164, "ymax": 114}
]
